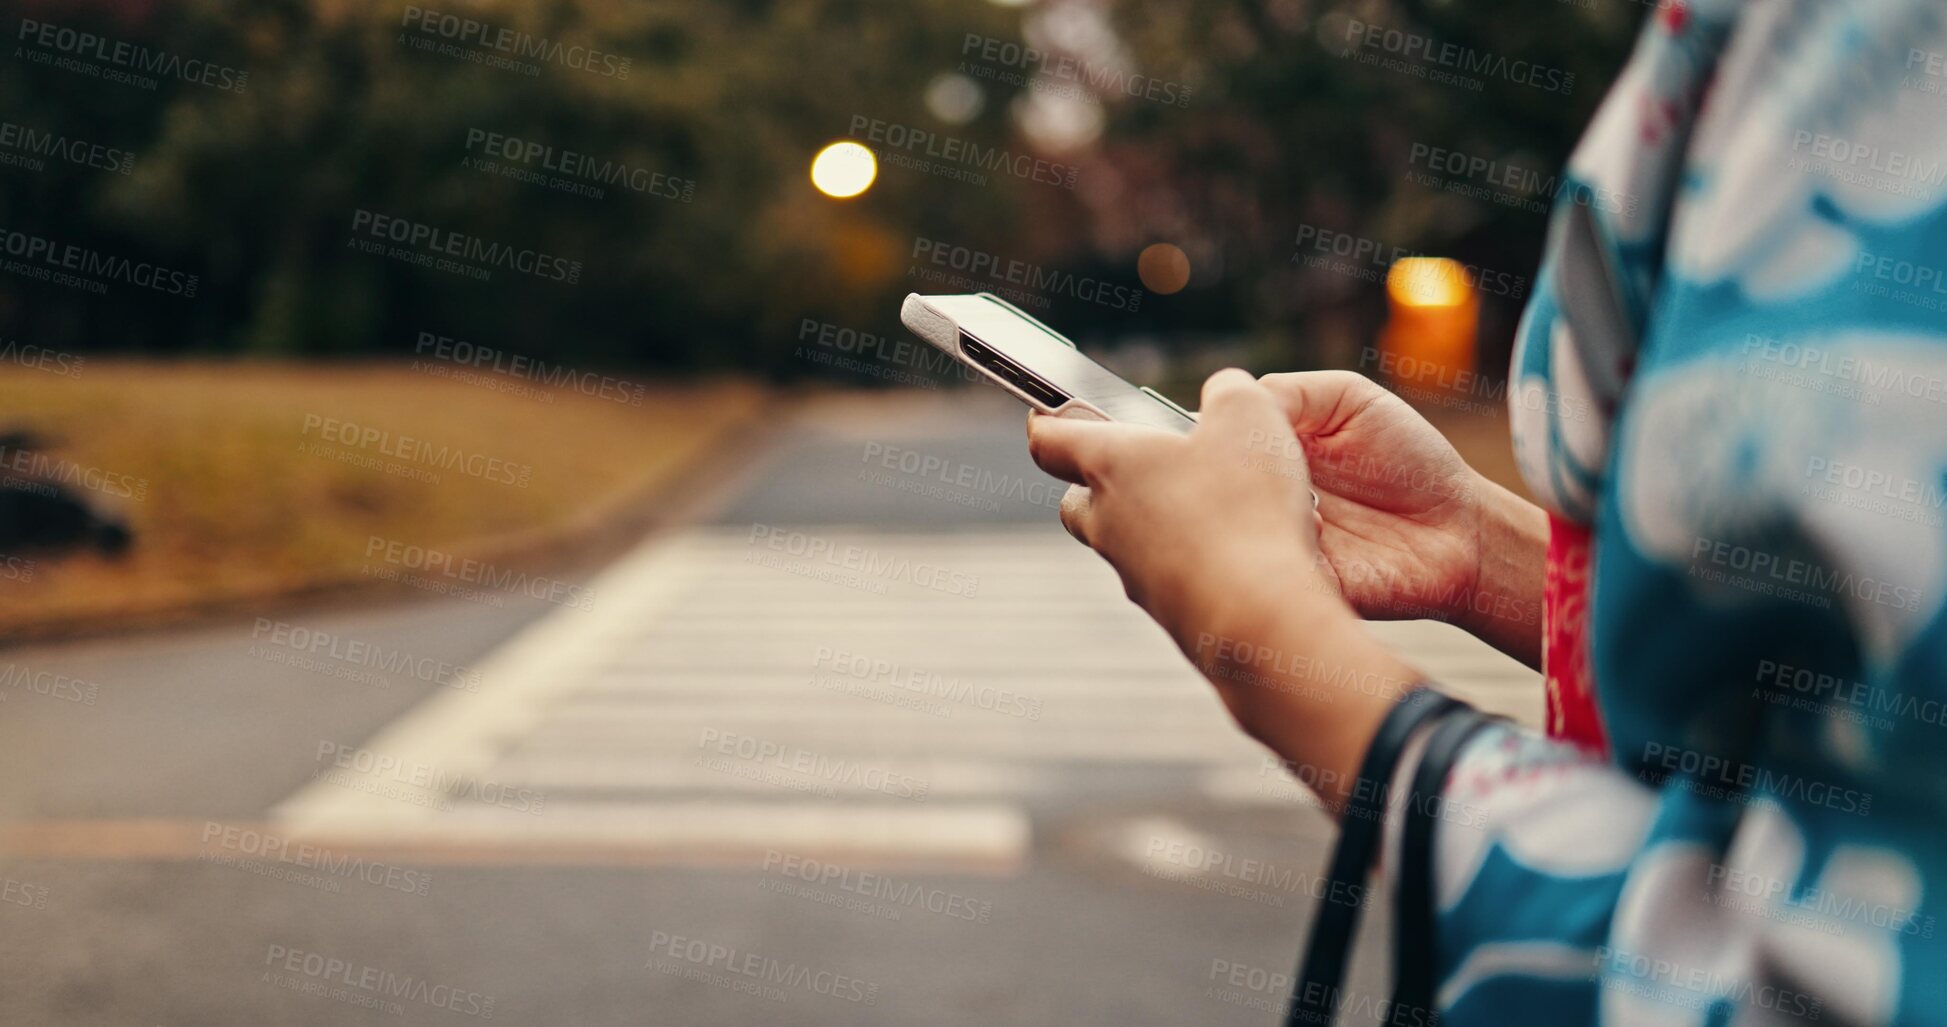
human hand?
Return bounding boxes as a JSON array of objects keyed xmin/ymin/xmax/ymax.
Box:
[
  {"xmin": 1027, "ymin": 370, "xmax": 1415, "ymax": 766},
  {"xmin": 1028, "ymin": 370, "xmax": 1329, "ymax": 641},
  {"xmin": 1255, "ymin": 371, "xmax": 1544, "ymax": 667}
]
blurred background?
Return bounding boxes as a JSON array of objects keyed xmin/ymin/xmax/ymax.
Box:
[{"xmin": 0, "ymin": 0, "xmax": 1638, "ymax": 1022}]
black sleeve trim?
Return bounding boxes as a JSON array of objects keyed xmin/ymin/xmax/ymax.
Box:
[
  {"xmin": 1285, "ymin": 687, "xmax": 1465, "ymax": 1027},
  {"xmin": 1392, "ymin": 709, "xmax": 1502, "ymax": 1022}
]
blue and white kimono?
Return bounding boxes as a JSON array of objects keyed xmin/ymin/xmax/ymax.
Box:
[{"xmin": 1413, "ymin": 1, "xmax": 1947, "ymax": 1023}]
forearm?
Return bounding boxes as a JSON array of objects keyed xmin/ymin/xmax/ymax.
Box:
[
  {"xmin": 1457, "ymin": 476, "xmax": 1549, "ymax": 671},
  {"xmin": 1173, "ymin": 553, "xmax": 1419, "ymax": 818},
  {"xmin": 1166, "ymin": 476, "xmax": 1545, "ymax": 813}
]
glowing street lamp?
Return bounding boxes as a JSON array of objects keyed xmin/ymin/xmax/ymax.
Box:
[
  {"xmin": 809, "ymin": 141, "xmax": 877, "ymax": 199},
  {"xmin": 1379, "ymin": 257, "xmax": 1478, "ymax": 390}
]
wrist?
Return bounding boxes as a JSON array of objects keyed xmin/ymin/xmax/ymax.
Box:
[
  {"xmin": 1454, "ymin": 474, "xmax": 1548, "ymax": 668},
  {"xmin": 1190, "ymin": 571, "xmax": 1420, "ymax": 810},
  {"xmin": 1182, "ymin": 548, "xmax": 1415, "ymax": 709}
]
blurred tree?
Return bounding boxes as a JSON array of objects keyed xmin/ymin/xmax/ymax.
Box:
[
  {"xmin": 0, "ymin": 0, "xmax": 1638, "ymax": 377},
  {"xmin": 1091, "ymin": 0, "xmax": 1640, "ymax": 368}
]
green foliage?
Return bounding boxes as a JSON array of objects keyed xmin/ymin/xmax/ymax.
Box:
[
  {"xmin": 0, "ymin": 0, "xmax": 1637, "ymax": 375},
  {"xmin": 1095, "ymin": 0, "xmax": 1640, "ymax": 364}
]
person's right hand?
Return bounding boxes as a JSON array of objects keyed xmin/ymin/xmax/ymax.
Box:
[{"xmin": 1255, "ymin": 371, "xmax": 1547, "ymax": 668}]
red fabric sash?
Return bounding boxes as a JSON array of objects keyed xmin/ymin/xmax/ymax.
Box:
[{"xmin": 1544, "ymin": 515, "xmax": 1607, "ymax": 753}]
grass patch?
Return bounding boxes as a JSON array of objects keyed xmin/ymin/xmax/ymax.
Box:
[{"xmin": 0, "ymin": 360, "xmax": 765, "ymax": 637}]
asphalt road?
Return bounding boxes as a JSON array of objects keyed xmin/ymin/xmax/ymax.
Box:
[{"xmin": 0, "ymin": 389, "xmax": 1517, "ymax": 1026}]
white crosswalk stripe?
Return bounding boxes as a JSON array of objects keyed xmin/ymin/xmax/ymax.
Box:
[{"xmin": 272, "ymin": 526, "xmax": 1539, "ymax": 868}]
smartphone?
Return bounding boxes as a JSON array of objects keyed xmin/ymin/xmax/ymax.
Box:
[
  {"xmin": 902, "ymin": 292, "xmax": 1319, "ymax": 512},
  {"xmin": 900, "ymin": 292, "xmax": 1197, "ymax": 434}
]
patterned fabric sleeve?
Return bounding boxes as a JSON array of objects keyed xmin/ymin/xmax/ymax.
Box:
[
  {"xmin": 1399, "ymin": 724, "xmax": 1656, "ymax": 1025},
  {"xmin": 1407, "ymin": 1, "xmax": 1947, "ymax": 1026}
]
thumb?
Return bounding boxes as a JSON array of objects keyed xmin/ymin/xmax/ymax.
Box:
[
  {"xmin": 1255, "ymin": 370, "xmax": 1389, "ymax": 438},
  {"xmin": 1197, "ymin": 369, "xmax": 1312, "ymax": 482},
  {"xmin": 1026, "ymin": 409, "xmax": 1128, "ymax": 487}
]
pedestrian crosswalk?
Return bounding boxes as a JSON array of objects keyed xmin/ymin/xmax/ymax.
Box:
[{"xmin": 272, "ymin": 526, "xmax": 1540, "ymax": 869}]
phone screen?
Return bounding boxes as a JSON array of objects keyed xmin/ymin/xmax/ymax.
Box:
[{"xmin": 940, "ymin": 296, "xmax": 1196, "ymax": 435}]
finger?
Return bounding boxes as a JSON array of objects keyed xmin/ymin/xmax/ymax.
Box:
[
  {"xmin": 1198, "ymin": 368, "xmax": 1303, "ymax": 453},
  {"xmin": 1198, "ymin": 368, "xmax": 1287, "ymax": 433},
  {"xmin": 1058, "ymin": 485, "xmax": 1094, "ymax": 546},
  {"xmin": 1025, "ymin": 409, "xmax": 1129, "ymax": 487},
  {"xmin": 1199, "ymin": 368, "xmax": 1319, "ymax": 497},
  {"xmin": 1256, "ymin": 370, "xmax": 1388, "ymax": 437}
]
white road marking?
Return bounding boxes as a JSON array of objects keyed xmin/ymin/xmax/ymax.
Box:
[
  {"xmin": 296, "ymin": 802, "xmax": 1031, "ymax": 864},
  {"xmin": 273, "ymin": 527, "xmax": 1539, "ymax": 867}
]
